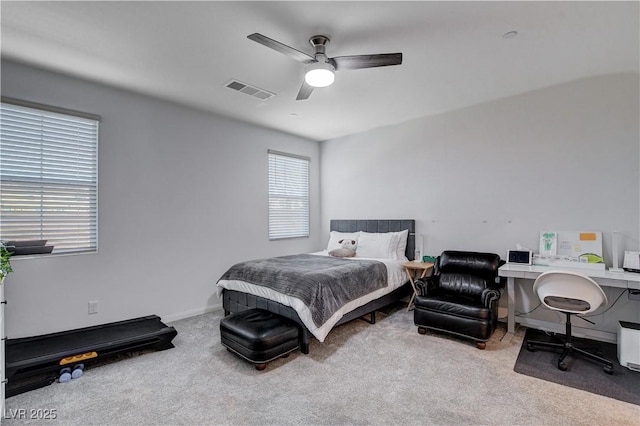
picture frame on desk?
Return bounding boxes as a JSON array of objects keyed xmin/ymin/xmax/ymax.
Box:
[{"xmin": 507, "ymin": 250, "xmax": 532, "ymax": 265}]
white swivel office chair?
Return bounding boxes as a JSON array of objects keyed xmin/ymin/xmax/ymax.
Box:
[{"xmin": 526, "ymin": 270, "xmax": 614, "ymax": 374}]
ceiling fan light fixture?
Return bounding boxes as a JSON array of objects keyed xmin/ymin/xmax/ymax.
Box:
[
  {"xmin": 247, "ymin": 33, "xmax": 402, "ymax": 99},
  {"xmin": 304, "ymin": 61, "xmax": 335, "ymax": 88}
]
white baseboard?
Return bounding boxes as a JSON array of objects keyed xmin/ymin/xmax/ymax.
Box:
[{"xmin": 161, "ymin": 303, "xmax": 223, "ymax": 324}]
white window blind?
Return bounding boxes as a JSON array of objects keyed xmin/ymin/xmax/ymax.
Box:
[
  {"xmin": 268, "ymin": 150, "xmax": 309, "ymax": 240},
  {"xmin": 0, "ymin": 99, "xmax": 99, "ymax": 254}
]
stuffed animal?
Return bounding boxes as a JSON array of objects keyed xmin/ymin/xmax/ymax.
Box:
[{"xmin": 329, "ymin": 239, "xmax": 357, "ymax": 258}]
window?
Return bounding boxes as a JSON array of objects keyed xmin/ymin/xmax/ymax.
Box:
[
  {"xmin": 268, "ymin": 150, "xmax": 309, "ymax": 240},
  {"xmin": 0, "ymin": 98, "xmax": 99, "ymax": 254}
]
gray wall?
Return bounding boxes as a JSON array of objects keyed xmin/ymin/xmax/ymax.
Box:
[
  {"xmin": 320, "ymin": 73, "xmax": 639, "ymax": 259},
  {"xmin": 1, "ymin": 60, "xmax": 321, "ymax": 338},
  {"xmin": 320, "ymin": 72, "xmax": 640, "ymax": 339}
]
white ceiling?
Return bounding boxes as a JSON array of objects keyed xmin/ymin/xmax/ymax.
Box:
[{"xmin": 1, "ymin": 1, "xmax": 638, "ymax": 141}]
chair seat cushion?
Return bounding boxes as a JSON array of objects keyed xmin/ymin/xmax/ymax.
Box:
[
  {"xmin": 414, "ymin": 295, "xmax": 495, "ymax": 341},
  {"xmin": 543, "ymin": 296, "xmax": 591, "ymax": 312},
  {"xmin": 220, "ymin": 309, "xmax": 299, "ymax": 364},
  {"xmin": 414, "ymin": 295, "xmax": 491, "ymax": 320}
]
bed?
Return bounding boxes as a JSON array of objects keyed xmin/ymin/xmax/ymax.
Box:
[{"xmin": 217, "ymin": 219, "xmax": 415, "ymax": 353}]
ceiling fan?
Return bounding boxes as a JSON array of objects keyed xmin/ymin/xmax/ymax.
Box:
[{"xmin": 247, "ymin": 33, "xmax": 403, "ymax": 100}]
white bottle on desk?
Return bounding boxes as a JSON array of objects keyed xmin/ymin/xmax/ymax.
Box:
[{"xmin": 414, "ymin": 234, "xmax": 424, "ymax": 262}]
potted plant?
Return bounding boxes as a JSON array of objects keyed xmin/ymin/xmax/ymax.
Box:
[{"xmin": 0, "ymin": 243, "xmax": 13, "ymax": 282}]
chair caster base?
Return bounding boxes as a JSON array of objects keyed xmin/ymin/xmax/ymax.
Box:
[{"xmin": 528, "ymin": 338, "xmax": 614, "ymax": 374}]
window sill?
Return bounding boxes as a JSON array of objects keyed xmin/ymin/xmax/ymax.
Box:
[{"xmin": 10, "ymin": 250, "xmax": 98, "ymax": 261}]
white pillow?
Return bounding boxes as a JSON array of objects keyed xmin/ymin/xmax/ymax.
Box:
[
  {"xmin": 326, "ymin": 231, "xmax": 360, "ymax": 252},
  {"xmin": 389, "ymin": 229, "xmax": 409, "ymax": 260},
  {"xmin": 356, "ymin": 232, "xmax": 395, "ymax": 259}
]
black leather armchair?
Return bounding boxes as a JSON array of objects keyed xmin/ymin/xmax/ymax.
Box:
[{"xmin": 413, "ymin": 251, "xmax": 504, "ymax": 349}]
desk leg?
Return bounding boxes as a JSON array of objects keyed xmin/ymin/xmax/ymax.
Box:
[{"xmin": 507, "ymin": 276, "xmax": 515, "ymax": 334}]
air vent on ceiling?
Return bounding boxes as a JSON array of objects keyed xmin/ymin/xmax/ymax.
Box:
[{"xmin": 225, "ymin": 79, "xmax": 275, "ymax": 101}]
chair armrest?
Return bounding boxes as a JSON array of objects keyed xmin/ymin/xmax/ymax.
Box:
[
  {"xmin": 415, "ymin": 279, "xmax": 428, "ymax": 296},
  {"xmin": 415, "ymin": 277, "xmax": 437, "ymax": 297},
  {"xmin": 481, "ymin": 288, "xmax": 502, "ymax": 308}
]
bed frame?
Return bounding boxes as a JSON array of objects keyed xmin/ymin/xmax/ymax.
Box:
[{"xmin": 222, "ymin": 219, "xmax": 415, "ymax": 353}]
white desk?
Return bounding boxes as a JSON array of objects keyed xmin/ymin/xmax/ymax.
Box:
[{"xmin": 499, "ymin": 263, "xmax": 640, "ymax": 336}]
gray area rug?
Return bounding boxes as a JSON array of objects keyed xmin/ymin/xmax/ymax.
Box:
[
  {"xmin": 514, "ymin": 328, "xmax": 640, "ymax": 405},
  {"xmin": 4, "ymin": 303, "xmax": 640, "ymax": 425}
]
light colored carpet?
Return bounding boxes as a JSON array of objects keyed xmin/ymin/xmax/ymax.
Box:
[{"xmin": 4, "ymin": 303, "xmax": 639, "ymax": 425}]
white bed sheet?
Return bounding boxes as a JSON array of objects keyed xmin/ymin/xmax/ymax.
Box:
[{"xmin": 216, "ymin": 251, "xmax": 409, "ymax": 342}]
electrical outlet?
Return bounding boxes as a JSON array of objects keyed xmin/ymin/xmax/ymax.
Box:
[{"xmin": 88, "ymin": 300, "xmax": 98, "ymax": 314}]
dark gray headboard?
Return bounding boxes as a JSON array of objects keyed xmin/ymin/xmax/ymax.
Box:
[{"xmin": 330, "ymin": 219, "xmax": 416, "ymax": 260}]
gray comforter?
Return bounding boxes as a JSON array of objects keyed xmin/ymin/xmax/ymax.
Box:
[{"xmin": 218, "ymin": 254, "xmax": 388, "ymax": 327}]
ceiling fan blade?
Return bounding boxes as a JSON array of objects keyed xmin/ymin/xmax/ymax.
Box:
[
  {"xmin": 296, "ymin": 81, "xmax": 314, "ymax": 100},
  {"xmin": 247, "ymin": 33, "xmax": 315, "ymax": 64},
  {"xmin": 331, "ymin": 53, "xmax": 403, "ymax": 71}
]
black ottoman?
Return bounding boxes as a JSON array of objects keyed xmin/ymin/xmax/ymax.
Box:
[{"xmin": 220, "ymin": 309, "xmax": 299, "ymax": 370}]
